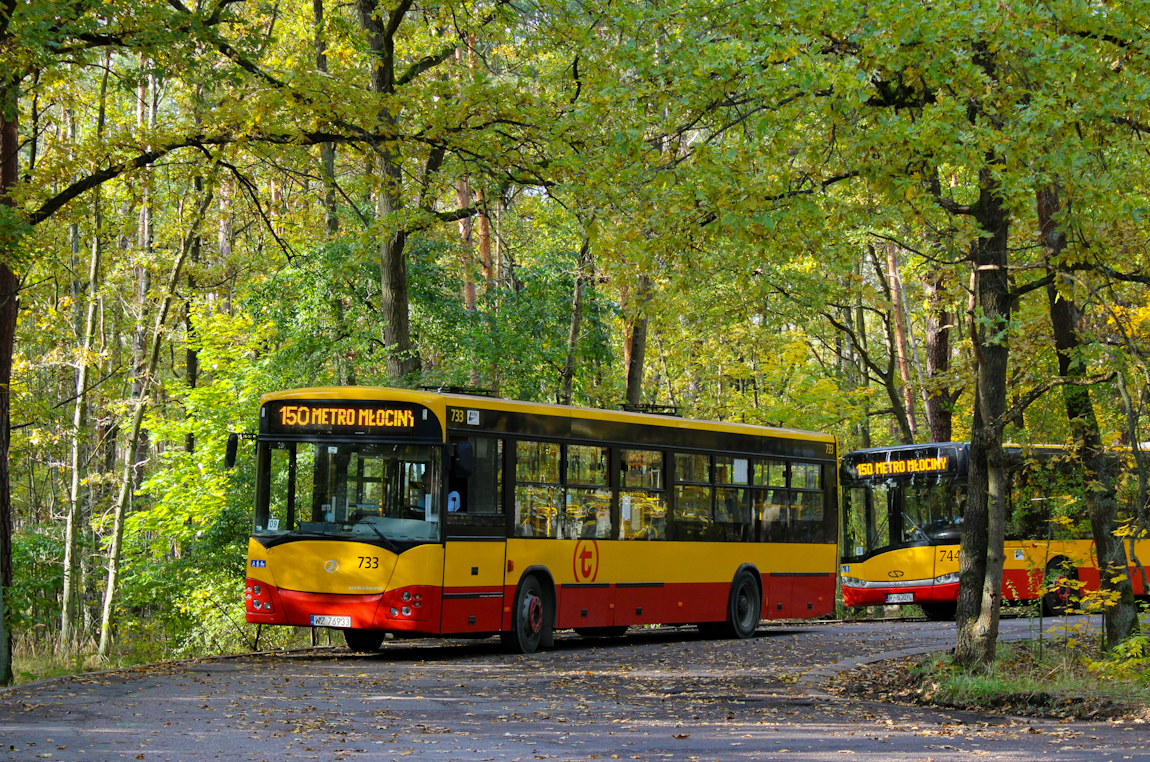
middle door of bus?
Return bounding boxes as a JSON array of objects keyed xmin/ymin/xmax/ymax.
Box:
[{"xmin": 441, "ymin": 436, "xmax": 507, "ymax": 634}]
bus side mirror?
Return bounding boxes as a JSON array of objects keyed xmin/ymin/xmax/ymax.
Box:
[
  {"xmin": 451, "ymin": 441, "xmax": 474, "ymax": 478},
  {"xmin": 225, "ymin": 433, "xmax": 239, "ymax": 469}
]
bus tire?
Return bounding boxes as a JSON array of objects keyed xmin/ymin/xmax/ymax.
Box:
[
  {"xmin": 719, "ymin": 570, "xmax": 761, "ymax": 639},
  {"xmin": 502, "ymin": 573, "xmax": 550, "ymax": 654},
  {"xmin": 1042, "ymin": 558, "xmax": 1079, "ymax": 617},
  {"xmin": 920, "ymin": 602, "xmax": 957, "ymax": 621},
  {"xmin": 343, "ymin": 629, "xmax": 385, "ymax": 652},
  {"xmin": 575, "ymin": 626, "xmax": 628, "ymax": 637}
]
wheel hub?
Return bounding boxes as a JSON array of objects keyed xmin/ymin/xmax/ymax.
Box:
[{"xmin": 524, "ymin": 594, "xmax": 543, "ymax": 635}]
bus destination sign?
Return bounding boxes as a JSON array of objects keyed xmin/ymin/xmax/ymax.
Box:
[
  {"xmin": 278, "ymin": 405, "xmax": 414, "ymax": 429},
  {"xmin": 262, "ymin": 400, "xmax": 441, "ymax": 439},
  {"xmin": 855, "ymin": 456, "xmax": 948, "ymax": 477}
]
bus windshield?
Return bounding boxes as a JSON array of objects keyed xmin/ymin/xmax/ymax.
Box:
[
  {"xmin": 255, "ymin": 442, "xmax": 441, "ymax": 544},
  {"xmin": 842, "ymin": 478, "xmax": 965, "ymax": 560}
]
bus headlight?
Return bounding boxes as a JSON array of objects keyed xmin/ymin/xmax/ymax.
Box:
[
  {"xmin": 841, "ymin": 577, "xmax": 866, "ymax": 588},
  {"xmin": 934, "ymin": 572, "xmax": 960, "ymax": 585}
]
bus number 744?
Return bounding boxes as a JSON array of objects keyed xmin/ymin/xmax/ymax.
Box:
[{"xmin": 938, "ymin": 549, "xmax": 958, "ymax": 563}]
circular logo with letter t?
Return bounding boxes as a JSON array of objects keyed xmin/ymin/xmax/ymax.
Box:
[
  {"xmin": 324, "ymin": 560, "xmax": 340, "ymax": 573},
  {"xmin": 573, "ymin": 540, "xmax": 599, "ymax": 583}
]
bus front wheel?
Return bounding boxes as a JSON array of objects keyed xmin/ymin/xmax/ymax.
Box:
[
  {"xmin": 343, "ymin": 629, "xmax": 385, "ymax": 652},
  {"xmin": 920, "ymin": 602, "xmax": 957, "ymax": 621},
  {"xmin": 502, "ymin": 574, "xmax": 550, "ymax": 654}
]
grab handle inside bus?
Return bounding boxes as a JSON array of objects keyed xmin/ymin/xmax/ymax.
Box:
[{"xmin": 451, "ymin": 441, "xmax": 475, "ymax": 478}]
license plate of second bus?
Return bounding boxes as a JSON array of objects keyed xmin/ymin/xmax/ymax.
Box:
[
  {"xmin": 886, "ymin": 593, "xmax": 914, "ymax": 604},
  {"xmin": 310, "ymin": 615, "xmax": 351, "ymax": 628}
]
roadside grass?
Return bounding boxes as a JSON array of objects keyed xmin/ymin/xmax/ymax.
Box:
[
  {"xmin": 913, "ymin": 637, "xmax": 1150, "ymax": 718},
  {"xmin": 9, "ymin": 623, "xmax": 322, "ymax": 686}
]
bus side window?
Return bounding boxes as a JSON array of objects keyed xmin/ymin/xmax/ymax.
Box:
[
  {"xmin": 672, "ymin": 453, "xmax": 713, "ymax": 541},
  {"xmin": 619, "ymin": 449, "xmax": 666, "ymax": 540},
  {"xmin": 565, "ymin": 444, "xmax": 610, "ymax": 539},
  {"xmin": 448, "ymin": 436, "xmax": 503, "ymax": 515},
  {"xmin": 714, "ymin": 456, "xmax": 750, "ymax": 541},
  {"xmin": 514, "ymin": 440, "xmax": 562, "ymax": 538}
]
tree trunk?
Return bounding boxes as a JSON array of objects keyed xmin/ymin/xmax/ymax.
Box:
[
  {"xmin": 356, "ymin": 0, "xmax": 420, "ymax": 382},
  {"xmin": 63, "ymin": 63, "xmax": 110, "ymax": 648},
  {"xmin": 624, "ymin": 275, "xmax": 651, "ymax": 405},
  {"xmin": 476, "ymin": 187, "xmax": 493, "ymax": 285},
  {"xmin": 0, "ymin": 36, "xmax": 19, "ymax": 683},
  {"xmin": 886, "ymin": 242, "xmax": 918, "ymax": 439},
  {"xmin": 954, "ymin": 164, "xmax": 1011, "ymax": 668},
  {"xmin": 456, "ymin": 178, "xmax": 477, "ymax": 313},
  {"xmin": 1038, "ymin": 185, "xmax": 1137, "ymax": 647},
  {"xmin": 314, "ymin": 0, "xmax": 339, "ymax": 238},
  {"xmin": 559, "ymin": 236, "xmax": 591, "ymax": 405},
  {"xmin": 924, "ymin": 266, "xmax": 956, "ymax": 442},
  {"xmin": 98, "ymin": 184, "xmax": 215, "ymax": 658}
]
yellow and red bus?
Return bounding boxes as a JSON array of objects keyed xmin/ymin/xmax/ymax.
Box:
[
  {"xmin": 839, "ymin": 442, "xmax": 1147, "ymax": 620},
  {"xmin": 240, "ymin": 386, "xmax": 838, "ymax": 652}
]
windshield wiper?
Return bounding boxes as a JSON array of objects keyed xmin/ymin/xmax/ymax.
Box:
[{"xmin": 357, "ymin": 518, "xmax": 402, "ymax": 555}]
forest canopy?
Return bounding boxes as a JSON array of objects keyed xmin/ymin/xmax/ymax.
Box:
[{"xmin": 2, "ymin": 0, "xmax": 1150, "ymax": 679}]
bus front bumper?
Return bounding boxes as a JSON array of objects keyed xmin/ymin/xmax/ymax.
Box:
[{"xmin": 841, "ymin": 579, "xmax": 959, "ymax": 608}]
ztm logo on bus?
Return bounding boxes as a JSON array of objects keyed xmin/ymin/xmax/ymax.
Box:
[{"xmin": 573, "ymin": 540, "xmax": 599, "ymax": 583}]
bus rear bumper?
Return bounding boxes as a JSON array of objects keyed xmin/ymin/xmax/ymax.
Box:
[{"xmin": 842, "ymin": 581, "xmax": 959, "ymax": 608}]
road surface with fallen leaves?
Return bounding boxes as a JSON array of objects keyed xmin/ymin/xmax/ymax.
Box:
[{"xmin": 2, "ymin": 616, "xmax": 1146, "ymax": 762}]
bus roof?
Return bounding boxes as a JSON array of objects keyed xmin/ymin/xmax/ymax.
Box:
[{"xmin": 260, "ymin": 386, "xmax": 834, "ymax": 444}]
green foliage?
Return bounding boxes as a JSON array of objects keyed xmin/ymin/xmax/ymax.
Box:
[
  {"xmin": 9, "ymin": 527, "xmax": 64, "ymax": 636},
  {"xmin": 1088, "ymin": 635, "xmax": 1150, "ymax": 683}
]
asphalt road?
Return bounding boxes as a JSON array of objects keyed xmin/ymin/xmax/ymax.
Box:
[{"xmin": 2, "ymin": 615, "xmax": 1146, "ymax": 762}]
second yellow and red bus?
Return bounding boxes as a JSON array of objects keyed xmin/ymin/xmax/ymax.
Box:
[{"xmin": 839, "ymin": 442, "xmax": 1148, "ymax": 620}]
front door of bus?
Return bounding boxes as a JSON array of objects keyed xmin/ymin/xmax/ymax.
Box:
[{"xmin": 441, "ymin": 436, "xmax": 507, "ymax": 635}]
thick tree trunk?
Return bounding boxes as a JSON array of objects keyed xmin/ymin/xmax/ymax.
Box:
[
  {"xmin": 357, "ymin": 0, "xmax": 420, "ymax": 382},
  {"xmin": 0, "ymin": 42, "xmax": 19, "ymax": 684},
  {"xmin": 954, "ymin": 164, "xmax": 1011, "ymax": 668},
  {"xmin": 1038, "ymin": 186, "xmax": 1138, "ymax": 647}
]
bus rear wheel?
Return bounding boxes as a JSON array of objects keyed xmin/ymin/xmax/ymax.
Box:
[
  {"xmin": 502, "ymin": 574, "xmax": 550, "ymax": 654},
  {"xmin": 718, "ymin": 570, "xmax": 761, "ymax": 639},
  {"xmin": 920, "ymin": 602, "xmax": 957, "ymax": 621},
  {"xmin": 343, "ymin": 629, "xmax": 385, "ymax": 652},
  {"xmin": 1042, "ymin": 559, "xmax": 1079, "ymax": 617}
]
